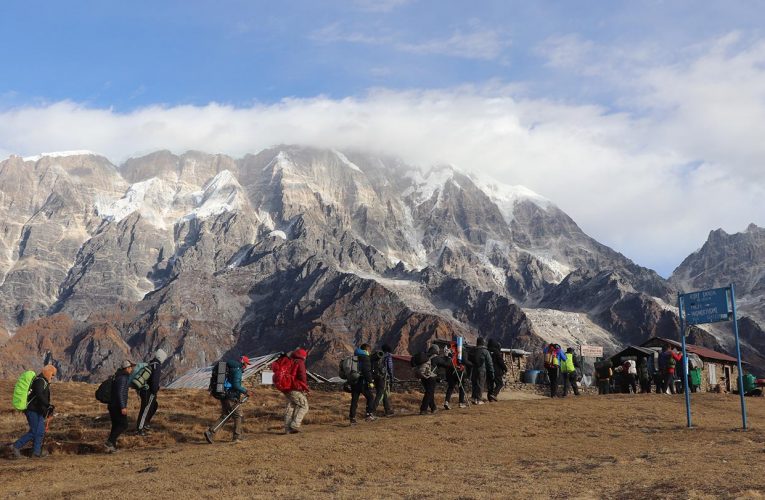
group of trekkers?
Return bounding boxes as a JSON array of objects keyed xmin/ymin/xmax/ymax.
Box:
[
  {"xmin": 593, "ymin": 345, "xmax": 685, "ymax": 395},
  {"xmin": 542, "ymin": 343, "xmax": 580, "ymax": 398},
  {"xmin": 8, "ymin": 338, "xmax": 510, "ymax": 456},
  {"xmin": 9, "ymin": 349, "xmax": 168, "ymax": 458},
  {"xmin": 346, "ymin": 337, "xmax": 508, "ymax": 424}
]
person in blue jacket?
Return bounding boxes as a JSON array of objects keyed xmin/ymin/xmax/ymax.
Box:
[
  {"xmin": 205, "ymin": 355, "xmax": 253, "ymax": 444},
  {"xmin": 105, "ymin": 360, "xmax": 135, "ymax": 453}
]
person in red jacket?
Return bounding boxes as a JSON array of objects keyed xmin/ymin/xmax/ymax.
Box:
[
  {"xmin": 284, "ymin": 348, "xmax": 310, "ymax": 434},
  {"xmin": 665, "ymin": 347, "xmax": 683, "ymax": 394}
]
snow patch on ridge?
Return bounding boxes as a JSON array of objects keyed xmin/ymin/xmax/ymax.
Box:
[
  {"xmin": 522, "ymin": 308, "xmax": 621, "ymax": 353},
  {"xmin": 332, "ymin": 150, "xmax": 362, "ymax": 173},
  {"xmin": 95, "ymin": 177, "xmax": 175, "ymax": 227},
  {"xmin": 183, "ymin": 170, "xmax": 246, "ymax": 221},
  {"xmin": 404, "ymin": 166, "xmax": 457, "ymax": 206},
  {"xmin": 481, "ymin": 181, "xmax": 552, "ymax": 223},
  {"xmin": 23, "ymin": 150, "xmax": 98, "ymax": 162}
]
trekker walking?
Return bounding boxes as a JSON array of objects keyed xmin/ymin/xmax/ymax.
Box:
[
  {"xmin": 595, "ymin": 361, "xmax": 613, "ymax": 395},
  {"xmin": 284, "ymin": 348, "xmax": 310, "ymax": 434},
  {"xmin": 414, "ymin": 345, "xmax": 440, "ymax": 415},
  {"xmin": 543, "ymin": 343, "xmax": 567, "ymax": 398},
  {"xmin": 10, "ymin": 364, "xmax": 56, "ymax": 459},
  {"xmin": 471, "ymin": 337, "xmax": 495, "ymax": 404},
  {"xmin": 443, "ymin": 344, "xmax": 471, "ymax": 409},
  {"xmin": 372, "ymin": 344, "xmax": 394, "ymax": 417},
  {"xmin": 486, "ymin": 339, "xmax": 507, "ymax": 402},
  {"xmin": 656, "ymin": 346, "xmax": 668, "ymax": 393},
  {"xmin": 204, "ymin": 356, "xmax": 253, "ymax": 444},
  {"xmin": 349, "ymin": 344, "xmax": 377, "ymax": 425},
  {"xmin": 561, "ymin": 347, "xmax": 580, "ymax": 397},
  {"xmin": 135, "ymin": 348, "xmax": 168, "ymax": 436},
  {"xmin": 105, "ymin": 360, "xmax": 135, "ymax": 453}
]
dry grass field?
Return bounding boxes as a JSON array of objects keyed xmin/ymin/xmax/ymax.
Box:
[{"xmin": 1, "ymin": 380, "xmax": 764, "ymax": 499}]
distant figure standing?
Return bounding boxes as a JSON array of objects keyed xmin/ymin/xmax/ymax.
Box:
[
  {"xmin": 543, "ymin": 343, "xmax": 567, "ymax": 398},
  {"xmin": 656, "ymin": 346, "xmax": 669, "ymax": 393},
  {"xmin": 561, "ymin": 347, "xmax": 580, "ymax": 397},
  {"xmin": 595, "ymin": 360, "xmax": 613, "ymax": 395},
  {"xmin": 486, "ymin": 339, "xmax": 507, "ymax": 402},
  {"xmin": 471, "ymin": 338, "xmax": 495, "ymax": 404},
  {"xmin": 638, "ymin": 357, "xmax": 652, "ymax": 393},
  {"xmin": 624, "ymin": 359, "xmax": 638, "ymax": 394},
  {"xmin": 664, "ymin": 347, "xmax": 682, "ymax": 394},
  {"xmin": 105, "ymin": 360, "xmax": 135, "ymax": 453}
]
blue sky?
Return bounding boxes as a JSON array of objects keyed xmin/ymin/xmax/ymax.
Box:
[{"xmin": 1, "ymin": 1, "xmax": 764, "ymax": 276}]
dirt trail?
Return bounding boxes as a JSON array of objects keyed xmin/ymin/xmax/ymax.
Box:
[{"xmin": 1, "ymin": 382, "xmax": 764, "ymax": 499}]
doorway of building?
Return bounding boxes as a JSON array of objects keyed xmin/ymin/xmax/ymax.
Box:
[{"xmin": 724, "ymin": 366, "xmax": 732, "ymax": 392}]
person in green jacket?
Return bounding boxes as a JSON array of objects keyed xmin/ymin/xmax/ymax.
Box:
[{"xmin": 561, "ymin": 347, "xmax": 579, "ymax": 396}]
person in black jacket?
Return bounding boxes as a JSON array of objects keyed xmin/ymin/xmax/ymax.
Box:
[
  {"xmin": 136, "ymin": 349, "xmax": 167, "ymax": 436},
  {"xmin": 10, "ymin": 364, "xmax": 56, "ymax": 459},
  {"xmin": 105, "ymin": 360, "xmax": 135, "ymax": 453},
  {"xmin": 486, "ymin": 339, "xmax": 507, "ymax": 402},
  {"xmin": 371, "ymin": 344, "xmax": 394, "ymax": 417},
  {"xmin": 349, "ymin": 344, "xmax": 377, "ymax": 425}
]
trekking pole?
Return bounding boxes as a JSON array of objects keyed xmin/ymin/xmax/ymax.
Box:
[{"xmin": 211, "ymin": 396, "xmax": 249, "ymax": 433}]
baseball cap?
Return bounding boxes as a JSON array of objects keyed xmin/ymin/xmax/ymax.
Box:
[{"xmin": 121, "ymin": 359, "xmax": 136, "ymax": 369}]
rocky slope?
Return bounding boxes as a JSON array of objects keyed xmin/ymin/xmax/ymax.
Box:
[{"xmin": 0, "ymin": 146, "xmax": 746, "ymax": 381}]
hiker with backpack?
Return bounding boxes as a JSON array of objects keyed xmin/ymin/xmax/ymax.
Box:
[
  {"xmin": 663, "ymin": 346, "xmax": 682, "ymax": 395},
  {"xmin": 105, "ymin": 360, "xmax": 135, "ymax": 453},
  {"xmin": 413, "ymin": 345, "xmax": 440, "ymax": 415},
  {"xmin": 347, "ymin": 344, "xmax": 377, "ymax": 425},
  {"xmin": 560, "ymin": 347, "xmax": 580, "ymax": 397},
  {"xmin": 133, "ymin": 349, "xmax": 168, "ymax": 436},
  {"xmin": 595, "ymin": 360, "xmax": 613, "ymax": 395},
  {"xmin": 486, "ymin": 339, "xmax": 507, "ymax": 402},
  {"xmin": 471, "ymin": 337, "xmax": 495, "ymax": 405},
  {"xmin": 204, "ymin": 355, "xmax": 253, "ymax": 444},
  {"xmin": 371, "ymin": 344, "xmax": 395, "ymax": 418},
  {"xmin": 9, "ymin": 364, "xmax": 57, "ymax": 459},
  {"xmin": 280, "ymin": 348, "xmax": 310, "ymax": 434},
  {"xmin": 443, "ymin": 343, "xmax": 472, "ymax": 409},
  {"xmin": 543, "ymin": 343, "xmax": 566, "ymax": 398}
]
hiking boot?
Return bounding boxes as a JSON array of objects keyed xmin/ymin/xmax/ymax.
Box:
[
  {"xmin": 443, "ymin": 402, "xmax": 451, "ymax": 410},
  {"xmin": 9, "ymin": 445, "xmax": 22, "ymax": 460},
  {"xmin": 203, "ymin": 429, "xmax": 214, "ymax": 444},
  {"xmin": 488, "ymin": 395, "xmax": 498, "ymax": 402},
  {"xmin": 288, "ymin": 427, "xmax": 300, "ymax": 434},
  {"xmin": 143, "ymin": 424, "xmax": 152, "ymax": 431},
  {"xmin": 349, "ymin": 418, "xmax": 358, "ymax": 426},
  {"xmin": 33, "ymin": 450, "xmax": 49, "ymax": 458},
  {"xmin": 232, "ymin": 438, "xmax": 244, "ymax": 444},
  {"xmin": 384, "ymin": 412, "xmax": 394, "ymax": 418},
  {"xmin": 430, "ymin": 408, "xmax": 438, "ymax": 414},
  {"xmin": 137, "ymin": 429, "xmax": 148, "ymax": 437},
  {"xmin": 458, "ymin": 403, "xmax": 468, "ymax": 409},
  {"xmin": 104, "ymin": 441, "xmax": 117, "ymax": 453},
  {"xmin": 419, "ymin": 410, "xmax": 428, "ymax": 415},
  {"xmin": 364, "ymin": 414, "xmax": 377, "ymax": 422},
  {"xmin": 475, "ymin": 400, "xmax": 485, "ymax": 405}
]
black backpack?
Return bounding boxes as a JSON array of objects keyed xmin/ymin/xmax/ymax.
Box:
[
  {"xmin": 208, "ymin": 361, "xmax": 230, "ymax": 400},
  {"xmin": 411, "ymin": 352, "xmax": 429, "ymax": 367},
  {"xmin": 95, "ymin": 375, "xmax": 114, "ymax": 404}
]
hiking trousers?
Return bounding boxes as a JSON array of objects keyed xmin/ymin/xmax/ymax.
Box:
[
  {"xmin": 349, "ymin": 379, "xmax": 374, "ymax": 420},
  {"xmin": 372, "ymin": 376, "xmax": 392, "ymax": 415},
  {"xmin": 598, "ymin": 380, "xmax": 611, "ymax": 395},
  {"xmin": 107, "ymin": 406, "xmax": 129, "ymax": 446},
  {"xmin": 562, "ymin": 371, "xmax": 579, "ymax": 396},
  {"xmin": 445, "ymin": 371, "xmax": 467, "ymax": 405},
  {"xmin": 666, "ymin": 373, "xmax": 676, "ymax": 394},
  {"xmin": 14, "ymin": 410, "xmax": 46, "ymax": 456},
  {"xmin": 547, "ymin": 367, "xmax": 560, "ymax": 397},
  {"xmin": 487, "ymin": 373, "xmax": 505, "ymax": 397},
  {"xmin": 210, "ymin": 398, "xmax": 243, "ymax": 439},
  {"xmin": 420, "ymin": 377, "xmax": 437, "ymax": 412},
  {"xmin": 471, "ymin": 368, "xmax": 486, "ymax": 402},
  {"xmin": 136, "ymin": 388, "xmax": 159, "ymax": 431},
  {"xmin": 284, "ymin": 391, "xmax": 309, "ymax": 431}
]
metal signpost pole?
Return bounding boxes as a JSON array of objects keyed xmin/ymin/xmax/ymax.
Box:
[
  {"xmin": 678, "ymin": 292, "xmax": 692, "ymax": 428},
  {"xmin": 730, "ymin": 284, "xmax": 748, "ymax": 430}
]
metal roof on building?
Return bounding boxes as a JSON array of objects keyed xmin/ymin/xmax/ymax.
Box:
[{"xmin": 642, "ymin": 337, "xmax": 741, "ymax": 364}]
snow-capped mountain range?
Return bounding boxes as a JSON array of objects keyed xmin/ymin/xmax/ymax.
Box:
[{"xmin": 0, "ymin": 146, "xmax": 760, "ymax": 380}]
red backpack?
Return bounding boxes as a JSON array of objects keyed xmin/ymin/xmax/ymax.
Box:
[{"xmin": 271, "ymin": 355, "xmax": 298, "ymax": 393}]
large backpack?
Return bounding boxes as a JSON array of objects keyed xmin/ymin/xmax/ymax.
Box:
[
  {"xmin": 271, "ymin": 355, "xmax": 298, "ymax": 393},
  {"xmin": 95, "ymin": 375, "xmax": 115, "ymax": 404},
  {"xmin": 129, "ymin": 362, "xmax": 152, "ymax": 390},
  {"xmin": 209, "ymin": 361, "xmax": 231, "ymax": 400},
  {"xmin": 411, "ymin": 352, "xmax": 429, "ymax": 367},
  {"xmin": 338, "ymin": 356, "xmax": 360, "ymax": 383},
  {"xmin": 12, "ymin": 371, "xmax": 37, "ymax": 411},
  {"xmin": 372, "ymin": 351, "xmax": 388, "ymax": 380},
  {"xmin": 544, "ymin": 349, "xmax": 557, "ymax": 368}
]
